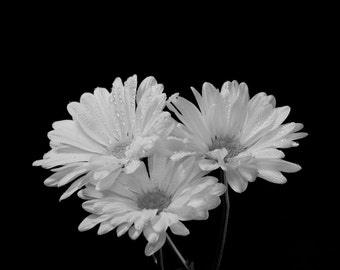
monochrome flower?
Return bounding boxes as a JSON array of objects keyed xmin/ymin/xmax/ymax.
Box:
[
  {"xmin": 77, "ymin": 152, "xmax": 226, "ymax": 256},
  {"xmin": 167, "ymin": 81, "xmax": 307, "ymax": 193},
  {"xmin": 33, "ymin": 75, "xmax": 174, "ymax": 200}
]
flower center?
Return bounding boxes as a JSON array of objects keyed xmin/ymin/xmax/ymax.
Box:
[
  {"xmin": 210, "ymin": 136, "xmax": 244, "ymax": 160},
  {"xmin": 137, "ymin": 189, "xmax": 171, "ymax": 214},
  {"xmin": 109, "ymin": 142, "xmax": 130, "ymax": 159}
]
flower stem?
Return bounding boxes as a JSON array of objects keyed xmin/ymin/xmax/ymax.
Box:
[
  {"xmin": 166, "ymin": 233, "xmax": 190, "ymax": 270},
  {"xmin": 158, "ymin": 248, "xmax": 165, "ymax": 270},
  {"xmin": 212, "ymin": 169, "xmax": 230, "ymax": 270}
]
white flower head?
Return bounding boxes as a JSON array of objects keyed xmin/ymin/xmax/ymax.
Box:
[
  {"xmin": 33, "ymin": 75, "xmax": 174, "ymax": 200},
  {"xmin": 77, "ymin": 152, "xmax": 226, "ymax": 256},
  {"xmin": 167, "ymin": 81, "xmax": 307, "ymax": 193}
]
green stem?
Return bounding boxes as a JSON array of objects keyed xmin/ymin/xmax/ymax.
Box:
[
  {"xmin": 212, "ymin": 169, "xmax": 230, "ymax": 270},
  {"xmin": 166, "ymin": 233, "xmax": 190, "ymax": 270}
]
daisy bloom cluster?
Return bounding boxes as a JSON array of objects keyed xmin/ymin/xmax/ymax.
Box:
[
  {"xmin": 167, "ymin": 81, "xmax": 307, "ymax": 193},
  {"xmin": 33, "ymin": 75, "xmax": 306, "ymax": 262}
]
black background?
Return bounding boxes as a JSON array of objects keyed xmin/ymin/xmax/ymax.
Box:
[{"xmin": 12, "ymin": 6, "xmax": 336, "ymax": 270}]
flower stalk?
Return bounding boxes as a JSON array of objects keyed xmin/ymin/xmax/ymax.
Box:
[
  {"xmin": 166, "ymin": 233, "xmax": 190, "ymax": 270},
  {"xmin": 157, "ymin": 248, "xmax": 165, "ymax": 270},
  {"xmin": 212, "ymin": 169, "xmax": 230, "ymax": 270}
]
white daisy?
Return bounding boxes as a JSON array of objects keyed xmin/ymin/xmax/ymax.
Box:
[
  {"xmin": 33, "ymin": 75, "xmax": 174, "ymax": 200},
  {"xmin": 77, "ymin": 152, "xmax": 226, "ymax": 256},
  {"xmin": 166, "ymin": 80, "xmax": 307, "ymax": 193}
]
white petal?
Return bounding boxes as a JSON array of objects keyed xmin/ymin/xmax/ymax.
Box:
[
  {"xmin": 78, "ymin": 214, "xmax": 99, "ymax": 231},
  {"xmin": 48, "ymin": 120, "xmax": 106, "ymax": 153},
  {"xmin": 42, "ymin": 165, "xmax": 82, "ymax": 187},
  {"xmin": 97, "ymin": 220, "xmax": 114, "ymax": 235},
  {"xmin": 237, "ymin": 167, "xmax": 258, "ymax": 182},
  {"xmin": 165, "ymin": 156, "xmax": 201, "ymax": 195},
  {"xmin": 59, "ymin": 174, "xmax": 90, "ymax": 201},
  {"xmin": 116, "ymin": 222, "xmax": 133, "ymax": 237},
  {"xmin": 190, "ymin": 86, "xmax": 206, "ymax": 114},
  {"xmin": 143, "ymin": 225, "xmax": 159, "ymax": 244},
  {"xmin": 67, "ymin": 100, "xmax": 110, "ymax": 146},
  {"xmin": 227, "ymin": 82, "xmax": 249, "ymax": 136},
  {"xmin": 149, "ymin": 152, "xmax": 170, "ymax": 186},
  {"xmin": 144, "ymin": 232, "xmax": 166, "ymax": 256},
  {"xmin": 95, "ymin": 167, "xmax": 122, "ymax": 190},
  {"xmin": 225, "ymin": 169, "xmax": 248, "ymax": 193},
  {"xmin": 107, "ymin": 78, "xmax": 129, "ymax": 139},
  {"xmin": 199, "ymin": 158, "xmax": 219, "ymax": 171},
  {"xmin": 207, "ymin": 148, "xmax": 228, "ymax": 170},
  {"xmin": 171, "ymin": 176, "xmax": 218, "ymax": 206},
  {"xmin": 93, "ymin": 169, "xmax": 111, "ymax": 181},
  {"xmin": 207, "ymin": 183, "xmax": 227, "ymax": 196},
  {"xmin": 253, "ymin": 148, "xmax": 285, "ymax": 159},
  {"xmin": 134, "ymin": 209, "xmax": 158, "ymax": 231},
  {"xmin": 122, "ymin": 162, "xmax": 150, "ymax": 195},
  {"xmin": 171, "ymin": 151, "xmax": 196, "ymax": 161},
  {"xmin": 258, "ymin": 169, "xmax": 287, "ymax": 184},
  {"xmin": 78, "ymin": 214, "xmax": 111, "ymax": 231},
  {"xmin": 168, "ymin": 206, "xmax": 207, "ymax": 221},
  {"xmin": 58, "ymin": 167, "xmax": 88, "ymax": 187},
  {"xmin": 151, "ymin": 212, "xmax": 178, "ymax": 233},
  {"xmin": 272, "ymin": 106, "xmax": 290, "ymax": 129},
  {"xmin": 125, "ymin": 160, "xmax": 142, "ymax": 174},
  {"xmin": 169, "ymin": 96, "xmax": 211, "ymax": 146},
  {"xmin": 77, "ymin": 186, "xmax": 104, "ymax": 199},
  {"xmin": 202, "ymin": 82, "xmax": 220, "ymax": 112},
  {"xmin": 34, "ymin": 148, "xmax": 92, "ymax": 169},
  {"xmin": 170, "ymin": 221, "xmax": 190, "ymax": 236},
  {"xmin": 286, "ymin": 132, "xmax": 308, "ymax": 141},
  {"xmin": 249, "ymin": 122, "xmax": 304, "ymax": 151},
  {"xmin": 123, "ymin": 75, "xmax": 137, "ymax": 133},
  {"xmin": 136, "ymin": 76, "xmax": 157, "ymax": 103},
  {"xmin": 128, "ymin": 226, "xmax": 142, "ymax": 240},
  {"xmin": 255, "ymin": 159, "xmax": 301, "ymax": 173}
]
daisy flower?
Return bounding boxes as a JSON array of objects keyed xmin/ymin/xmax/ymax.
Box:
[
  {"xmin": 33, "ymin": 75, "xmax": 174, "ymax": 200},
  {"xmin": 77, "ymin": 152, "xmax": 226, "ymax": 256},
  {"xmin": 166, "ymin": 80, "xmax": 307, "ymax": 193}
]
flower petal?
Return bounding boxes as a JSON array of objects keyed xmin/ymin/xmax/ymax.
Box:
[
  {"xmin": 128, "ymin": 226, "xmax": 142, "ymax": 240},
  {"xmin": 78, "ymin": 214, "xmax": 111, "ymax": 231},
  {"xmin": 258, "ymin": 169, "xmax": 287, "ymax": 184},
  {"xmin": 198, "ymin": 158, "xmax": 219, "ymax": 171},
  {"xmin": 116, "ymin": 222, "xmax": 133, "ymax": 237},
  {"xmin": 225, "ymin": 169, "xmax": 248, "ymax": 193},
  {"xmin": 97, "ymin": 220, "xmax": 114, "ymax": 235},
  {"xmin": 47, "ymin": 120, "xmax": 106, "ymax": 153},
  {"xmin": 95, "ymin": 167, "xmax": 122, "ymax": 191},
  {"xmin": 136, "ymin": 76, "xmax": 157, "ymax": 103},
  {"xmin": 59, "ymin": 173, "xmax": 90, "ymax": 201},
  {"xmin": 144, "ymin": 232, "xmax": 166, "ymax": 256},
  {"xmin": 143, "ymin": 225, "xmax": 159, "ymax": 244},
  {"xmin": 255, "ymin": 159, "xmax": 301, "ymax": 173},
  {"xmin": 253, "ymin": 148, "xmax": 285, "ymax": 159},
  {"xmin": 125, "ymin": 160, "xmax": 142, "ymax": 174},
  {"xmin": 170, "ymin": 221, "xmax": 190, "ymax": 236}
]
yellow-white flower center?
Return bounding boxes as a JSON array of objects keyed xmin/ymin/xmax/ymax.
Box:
[
  {"xmin": 137, "ymin": 189, "xmax": 171, "ymax": 214},
  {"xmin": 108, "ymin": 142, "xmax": 130, "ymax": 159},
  {"xmin": 210, "ymin": 136, "xmax": 244, "ymax": 160}
]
